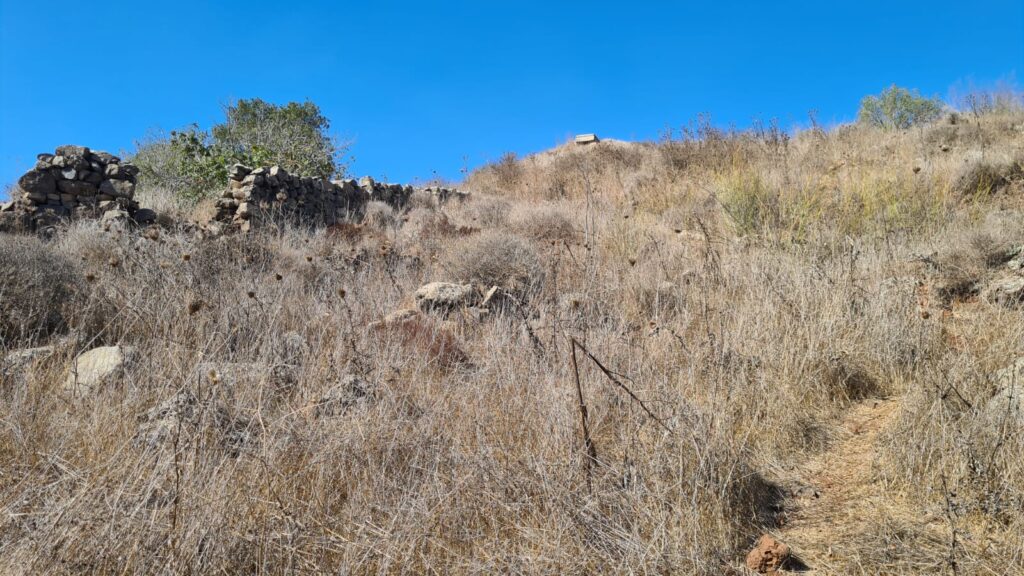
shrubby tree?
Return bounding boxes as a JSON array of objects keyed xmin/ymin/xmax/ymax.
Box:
[
  {"xmin": 133, "ymin": 99, "xmax": 346, "ymax": 202},
  {"xmin": 858, "ymin": 85, "xmax": 945, "ymax": 130},
  {"xmin": 212, "ymin": 99, "xmax": 340, "ymax": 179}
]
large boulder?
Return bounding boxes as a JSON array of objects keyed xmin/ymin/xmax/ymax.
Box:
[
  {"xmin": 17, "ymin": 170, "xmax": 56, "ymax": 195},
  {"xmin": 63, "ymin": 345, "xmax": 136, "ymax": 395},
  {"xmin": 414, "ymin": 282, "xmax": 476, "ymax": 314}
]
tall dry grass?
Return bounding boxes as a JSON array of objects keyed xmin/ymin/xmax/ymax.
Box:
[{"xmin": 2, "ymin": 100, "xmax": 1024, "ymax": 574}]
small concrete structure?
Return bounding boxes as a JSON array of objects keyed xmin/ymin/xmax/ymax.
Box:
[{"xmin": 574, "ymin": 133, "xmax": 600, "ymax": 145}]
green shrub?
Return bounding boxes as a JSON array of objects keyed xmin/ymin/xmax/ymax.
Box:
[
  {"xmin": 212, "ymin": 99, "xmax": 342, "ymax": 179},
  {"xmin": 858, "ymin": 85, "xmax": 945, "ymax": 130},
  {"xmin": 133, "ymin": 99, "xmax": 346, "ymax": 202}
]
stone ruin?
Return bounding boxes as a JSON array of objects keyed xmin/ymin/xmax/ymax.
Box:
[
  {"xmin": 211, "ymin": 165, "xmax": 367, "ymax": 231},
  {"xmin": 212, "ymin": 164, "xmax": 468, "ymax": 232},
  {"xmin": 1, "ymin": 147, "xmax": 468, "ymax": 234},
  {"xmin": 1, "ymin": 145, "xmax": 147, "ymax": 232}
]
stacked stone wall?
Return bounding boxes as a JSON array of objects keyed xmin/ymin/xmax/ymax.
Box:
[
  {"xmin": 212, "ymin": 165, "xmax": 468, "ymax": 231},
  {"xmin": 1, "ymin": 145, "xmax": 141, "ymax": 231}
]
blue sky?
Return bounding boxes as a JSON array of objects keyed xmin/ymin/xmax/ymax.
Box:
[{"xmin": 1, "ymin": 1, "xmax": 1022, "ymax": 193}]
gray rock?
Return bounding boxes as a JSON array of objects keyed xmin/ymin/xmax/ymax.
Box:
[
  {"xmin": 82, "ymin": 170, "xmax": 104, "ymax": 185},
  {"xmin": 104, "ymin": 163, "xmax": 123, "ymax": 179},
  {"xmin": 89, "ymin": 150, "xmax": 120, "ymax": 164},
  {"xmin": 228, "ymin": 163, "xmax": 252, "ymax": 180},
  {"xmin": 988, "ymin": 276, "xmax": 1024, "ymax": 307},
  {"xmin": 414, "ymin": 282, "xmax": 476, "ymax": 314},
  {"xmin": 101, "ymin": 209, "xmax": 131, "ymax": 232},
  {"xmin": 99, "ymin": 179, "xmax": 135, "ymax": 199},
  {"xmin": 17, "ymin": 170, "xmax": 56, "ymax": 195},
  {"xmin": 2, "ymin": 346, "xmax": 55, "ymax": 381},
  {"xmin": 133, "ymin": 208, "xmax": 157, "ymax": 225},
  {"xmin": 55, "ymin": 145, "xmax": 89, "ymax": 159},
  {"xmin": 57, "ymin": 179, "xmax": 98, "ymax": 196},
  {"xmin": 63, "ymin": 345, "xmax": 136, "ymax": 395}
]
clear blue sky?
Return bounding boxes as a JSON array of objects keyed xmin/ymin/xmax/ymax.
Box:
[{"xmin": 1, "ymin": 1, "xmax": 1022, "ymax": 193}]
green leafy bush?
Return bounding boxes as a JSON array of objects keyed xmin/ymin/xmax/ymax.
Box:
[
  {"xmin": 213, "ymin": 100, "xmax": 341, "ymax": 179},
  {"xmin": 133, "ymin": 99, "xmax": 346, "ymax": 202},
  {"xmin": 858, "ymin": 85, "xmax": 945, "ymax": 130}
]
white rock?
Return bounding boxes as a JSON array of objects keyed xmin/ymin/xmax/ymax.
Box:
[{"xmin": 64, "ymin": 345, "xmax": 135, "ymax": 395}]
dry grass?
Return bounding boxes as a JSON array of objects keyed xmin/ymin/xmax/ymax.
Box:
[{"xmin": 3, "ymin": 101, "xmax": 1024, "ymax": 574}]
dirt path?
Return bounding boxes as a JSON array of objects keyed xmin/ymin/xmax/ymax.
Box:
[{"xmin": 775, "ymin": 397, "xmax": 903, "ymax": 574}]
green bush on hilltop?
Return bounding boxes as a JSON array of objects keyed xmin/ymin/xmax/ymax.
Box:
[
  {"xmin": 857, "ymin": 84, "xmax": 945, "ymax": 130},
  {"xmin": 133, "ymin": 99, "xmax": 346, "ymax": 202}
]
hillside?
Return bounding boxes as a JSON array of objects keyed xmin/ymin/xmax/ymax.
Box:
[{"xmin": 3, "ymin": 103, "xmax": 1024, "ymax": 574}]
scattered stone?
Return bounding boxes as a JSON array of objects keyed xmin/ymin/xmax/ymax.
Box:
[
  {"xmin": 987, "ymin": 275, "xmax": 1024, "ymax": 307},
  {"xmin": 101, "ymin": 209, "xmax": 131, "ymax": 232},
  {"xmin": 133, "ymin": 208, "xmax": 157, "ymax": 225},
  {"xmin": 134, "ymin": 389, "xmax": 200, "ymax": 449},
  {"xmin": 745, "ymin": 534, "xmax": 792, "ymax": 574},
  {"xmin": 414, "ymin": 282, "xmax": 476, "ymax": 314},
  {"xmin": 133, "ymin": 388, "xmax": 255, "ymax": 456},
  {"xmin": 196, "ymin": 361, "xmax": 296, "ymax": 396},
  {"xmin": 2, "ymin": 346, "xmax": 55, "ymax": 382},
  {"xmin": 63, "ymin": 345, "xmax": 136, "ymax": 395}
]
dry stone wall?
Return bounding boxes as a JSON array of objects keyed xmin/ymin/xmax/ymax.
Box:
[
  {"xmin": 1, "ymin": 145, "xmax": 142, "ymax": 231},
  {"xmin": 212, "ymin": 165, "xmax": 468, "ymax": 231},
  {"xmin": 212, "ymin": 165, "xmax": 368, "ymax": 231}
]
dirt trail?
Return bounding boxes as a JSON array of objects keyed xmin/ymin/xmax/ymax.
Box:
[{"xmin": 775, "ymin": 397, "xmax": 903, "ymax": 574}]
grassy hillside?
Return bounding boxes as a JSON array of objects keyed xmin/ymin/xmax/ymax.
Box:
[{"xmin": 2, "ymin": 102, "xmax": 1024, "ymax": 574}]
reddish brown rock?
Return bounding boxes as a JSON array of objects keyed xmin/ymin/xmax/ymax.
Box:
[{"xmin": 745, "ymin": 534, "xmax": 791, "ymax": 574}]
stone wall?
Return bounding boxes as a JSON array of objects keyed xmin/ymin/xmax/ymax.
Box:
[
  {"xmin": 212, "ymin": 165, "xmax": 468, "ymax": 231},
  {"xmin": 1, "ymin": 145, "xmax": 142, "ymax": 231},
  {"xmin": 211, "ymin": 165, "xmax": 368, "ymax": 231}
]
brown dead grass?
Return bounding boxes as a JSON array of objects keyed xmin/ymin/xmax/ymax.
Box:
[{"xmin": 2, "ymin": 101, "xmax": 1024, "ymax": 574}]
